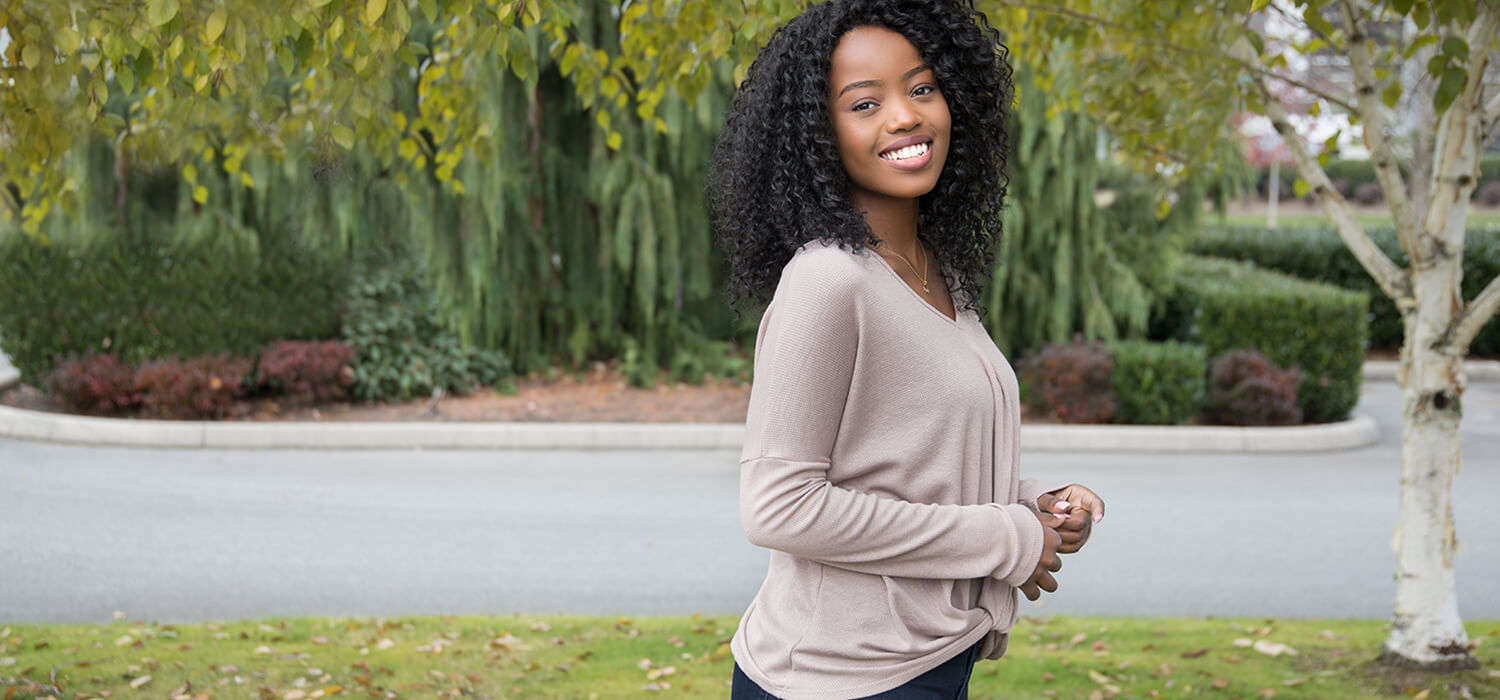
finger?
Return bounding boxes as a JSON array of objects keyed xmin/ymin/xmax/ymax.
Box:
[
  {"xmin": 1037, "ymin": 571, "xmax": 1057, "ymax": 593},
  {"xmin": 1046, "ymin": 554, "xmax": 1062, "ymax": 573},
  {"xmin": 1056, "ymin": 541, "xmax": 1079, "ymax": 555},
  {"xmin": 1057, "ymin": 529, "xmax": 1083, "ymax": 546},
  {"xmin": 1021, "ymin": 582, "xmax": 1040, "ymax": 601},
  {"xmin": 1036, "ymin": 493, "xmax": 1059, "ymax": 513}
]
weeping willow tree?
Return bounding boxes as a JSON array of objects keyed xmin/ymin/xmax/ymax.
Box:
[
  {"xmin": 6, "ymin": 1, "xmax": 746, "ymax": 384},
  {"xmin": 984, "ymin": 69, "xmax": 1207, "ymax": 357}
]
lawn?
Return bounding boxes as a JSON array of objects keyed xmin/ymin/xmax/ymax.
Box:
[{"xmin": 2, "ymin": 615, "xmax": 1496, "ymax": 699}]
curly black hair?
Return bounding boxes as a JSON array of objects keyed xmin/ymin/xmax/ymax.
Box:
[{"xmin": 707, "ymin": 0, "xmax": 1014, "ymax": 318}]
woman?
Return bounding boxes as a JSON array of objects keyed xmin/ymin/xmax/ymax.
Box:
[{"xmin": 707, "ymin": 1, "xmax": 1105, "ymax": 698}]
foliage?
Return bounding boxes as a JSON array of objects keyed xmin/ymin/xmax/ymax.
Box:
[
  {"xmin": 1162, "ymin": 257, "xmax": 1367, "ymax": 424},
  {"xmin": 1207, "ymin": 349, "xmax": 1303, "ymax": 427},
  {"xmin": 256, "ymin": 340, "xmax": 356, "ymax": 404},
  {"xmin": 341, "ymin": 261, "xmax": 511, "ymax": 402},
  {"xmin": 985, "ymin": 68, "xmax": 1210, "ymax": 357},
  {"xmin": 1017, "ymin": 337, "xmax": 1115, "ymax": 424},
  {"xmin": 0, "ymin": 212, "xmax": 347, "ymax": 387},
  {"xmin": 1107, "ymin": 341, "xmax": 1207, "ymax": 426},
  {"xmin": 1191, "ymin": 226, "xmax": 1500, "ymax": 355},
  {"xmin": 42, "ymin": 352, "xmax": 139, "ymax": 414},
  {"xmin": 134, "ymin": 354, "xmax": 253, "ymax": 419}
]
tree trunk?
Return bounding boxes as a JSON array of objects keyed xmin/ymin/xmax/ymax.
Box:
[{"xmin": 1382, "ymin": 339, "xmax": 1475, "ymax": 670}]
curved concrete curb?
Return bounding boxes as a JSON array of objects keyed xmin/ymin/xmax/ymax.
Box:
[
  {"xmin": 0, "ymin": 402, "xmax": 1378, "ymax": 453},
  {"xmin": 1363, "ymin": 360, "xmax": 1500, "ymax": 383}
]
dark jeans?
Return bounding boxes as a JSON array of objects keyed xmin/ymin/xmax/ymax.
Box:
[{"xmin": 731, "ymin": 641, "xmax": 982, "ymax": 699}]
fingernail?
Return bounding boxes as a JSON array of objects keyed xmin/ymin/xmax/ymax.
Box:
[
  {"xmin": 1056, "ymin": 501, "xmax": 1070, "ymax": 510},
  {"xmin": 1094, "ymin": 513, "xmax": 1102, "ymax": 523}
]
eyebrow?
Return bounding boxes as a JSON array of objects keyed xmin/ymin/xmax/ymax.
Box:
[{"xmin": 837, "ymin": 64, "xmax": 932, "ymax": 97}]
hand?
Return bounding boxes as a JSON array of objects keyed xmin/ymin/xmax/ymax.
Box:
[
  {"xmin": 1038, "ymin": 485, "xmax": 1105, "ymax": 554},
  {"xmin": 1018, "ymin": 509, "xmax": 1065, "ymax": 601}
]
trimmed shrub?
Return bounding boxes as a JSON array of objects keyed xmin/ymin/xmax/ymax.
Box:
[
  {"xmin": 1476, "ymin": 182, "xmax": 1500, "ymax": 206},
  {"xmin": 1017, "ymin": 338, "xmax": 1115, "ymax": 424},
  {"xmin": 0, "ymin": 232, "xmax": 347, "ymax": 386},
  {"xmin": 135, "ymin": 355, "xmax": 253, "ymax": 419},
  {"xmin": 1207, "ymin": 349, "xmax": 1302, "ymax": 426},
  {"xmin": 1108, "ymin": 341, "xmax": 1207, "ymax": 425},
  {"xmin": 1352, "ymin": 182, "xmax": 1383, "ymax": 205},
  {"xmin": 257, "ymin": 340, "xmax": 356, "ymax": 403},
  {"xmin": 43, "ymin": 353, "xmax": 140, "ymax": 414},
  {"xmin": 1191, "ymin": 225, "xmax": 1500, "ymax": 355},
  {"xmin": 343, "ymin": 262, "xmax": 511, "ymax": 401},
  {"xmin": 1165, "ymin": 256, "xmax": 1367, "ymax": 423}
]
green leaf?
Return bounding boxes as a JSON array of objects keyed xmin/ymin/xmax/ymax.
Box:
[
  {"xmin": 1293, "ymin": 178, "xmax": 1310, "ymax": 198},
  {"xmin": 1441, "ymin": 37, "xmax": 1468, "ymax": 62},
  {"xmin": 365, "ymin": 0, "xmax": 388, "ymax": 25},
  {"xmin": 1303, "ymin": 9, "xmax": 1335, "ymax": 38},
  {"xmin": 117, "ymin": 65, "xmax": 135, "ymax": 95},
  {"xmin": 1427, "ymin": 54, "xmax": 1447, "ymax": 79},
  {"xmin": 147, "ymin": 0, "xmax": 179, "ymax": 27},
  {"xmin": 1403, "ymin": 34, "xmax": 1438, "ymax": 60},
  {"xmin": 1381, "ymin": 81, "xmax": 1402, "ymax": 109},
  {"xmin": 1391, "ymin": 0, "xmax": 1414, "ymax": 14},
  {"xmin": 1432, "ymin": 66, "xmax": 1467, "ymax": 113},
  {"xmin": 20, "ymin": 43, "xmax": 41, "ymax": 69},
  {"xmin": 1249, "ymin": 0, "xmax": 1271, "ymax": 12},
  {"xmin": 276, "ymin": 44, "xmax": 294, "ymax": 75},
  {"xmin": 205, "ymin": 7, "xmax": 228, "ymax": 42},
  {"xmin": 420, "ymin": 0, "xmax": 438, "ymax": 22}
]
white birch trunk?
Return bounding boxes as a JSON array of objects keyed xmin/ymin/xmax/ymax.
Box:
[{"xmin": 1377, "ymin": 4, "xmax": 1499, "ymax": 670}]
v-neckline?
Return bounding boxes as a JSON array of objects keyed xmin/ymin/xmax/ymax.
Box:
[{"xmin": 869, "ymin": 249, "xmax": 959, "ymax": 324}]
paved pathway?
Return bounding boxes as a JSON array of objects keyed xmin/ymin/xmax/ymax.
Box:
[{"xmin": 1, "ymin": 381, "xmax": 1497, "ymax": 625}]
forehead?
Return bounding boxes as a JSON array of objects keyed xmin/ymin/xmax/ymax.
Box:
[{"xmin": 828, "ymin": 25, "xmax": 925, "ymax": 84}]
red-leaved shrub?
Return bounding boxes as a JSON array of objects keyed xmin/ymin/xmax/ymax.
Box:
[
  {"xmin": 44, "ymin": 353, "xmax": 139, "ymax": 414},
  {"xmin": 1017, "ymin": 337, "xmax": 1115, "ymax": 424},
  {"xmin": 1206, "ymin": 349, "xmax": 1302, "ymax": 426},
  {"xmin": 257, "ymin": 340, "xmax": 355, "ymax": 403},
  {"xmin": 135, "ymin": 355, "xmax": 253, "ymax": 419}
]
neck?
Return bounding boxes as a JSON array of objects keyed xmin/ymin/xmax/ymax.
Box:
[{"xmin": 849, "ymin": 189, "xmax": 921, "ymax": 258}]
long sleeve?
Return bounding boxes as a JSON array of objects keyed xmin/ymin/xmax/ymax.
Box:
[{"xmin": 738, "ymin": 252, "xmax": 1043, "ymax": 586}]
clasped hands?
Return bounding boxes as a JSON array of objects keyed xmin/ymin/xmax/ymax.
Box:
[{"xmin": 1019, "ymin": 485, "xmax": 1105, "ymax": 602}]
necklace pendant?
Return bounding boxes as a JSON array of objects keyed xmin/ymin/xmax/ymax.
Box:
[{"xmin": 922, "ymin": 282, "xmax": 930, "ymax": 293}]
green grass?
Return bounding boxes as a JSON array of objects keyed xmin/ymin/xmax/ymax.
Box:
[
  {"xmin": 1, "ymin": 615, "xmax": 1496, "ymax": 699},
  {"xmin": 1213, "ymin": 210, "xmax": 1500, "ymax": 229}
]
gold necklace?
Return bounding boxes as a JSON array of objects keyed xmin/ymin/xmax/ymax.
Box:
[{"xmin": 882, "ymin": 242, "xmax": 930, "ymax": 293}]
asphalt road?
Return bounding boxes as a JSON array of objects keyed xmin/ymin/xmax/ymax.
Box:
[{"xmin": 1, "ymin": 381, "xmax": 1496, "ymax": 625}]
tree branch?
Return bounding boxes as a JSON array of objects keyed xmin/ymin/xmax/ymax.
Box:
[
  {"xmin": 1483, "ymin": 88, "xmax": 1500, "ymax": 141},
  {"xmin": 1449, "ymin": 273, "xmax": 1500, "ymax": 354},
  {"xmin": 1338, "ymin": 0, "xmax": 1420, "ymax": 262},
  {"xmin": 1232, "ymin": 35, "xmax": 1412, "ymax": 304}
]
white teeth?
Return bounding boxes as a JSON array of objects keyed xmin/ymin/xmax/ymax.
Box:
[{"xmin": 880, "ymin": 142, "xmax": 930, "ymax": 161}]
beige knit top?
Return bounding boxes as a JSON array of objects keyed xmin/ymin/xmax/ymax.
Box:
[{"xmin": 730, "ymin": 238, "xmax": 1065, "ymax": 700}]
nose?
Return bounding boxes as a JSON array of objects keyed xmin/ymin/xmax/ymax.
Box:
[{"xmin": 885, "ymin": 97, "xmax": 921, "ymax": 132}]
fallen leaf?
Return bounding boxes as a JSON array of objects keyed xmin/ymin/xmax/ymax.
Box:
[
  {"xmin": 1042, "ymin": 672, "xmax": 1055, "ymax": 681},
  {"xmin": 0, "ymin": 658, "xmax": 13, "ymax": 667},
  {"xmin": 114, "ymin": 636, "xmax": 133, "ymax": 647},
  {"xmin": 1070, "ymin": 633, "xmax": 1088, "ymax": 645},
  {"xmin": 1088, "ymin": 670, "xmax": 1112, "ymax": 685},
  {"xmin": 1252, "ymin": 640, "xmax": 1298, "ymax": 657},
  {"xmin": 637, "ymin": 658, "xmax": 654, "ymax": 671},
  {"xmin": 1212, "ymin": 678, "xmax": 1229, "ymax": 689},
  {"xmin": 129, "ymin": 676, "xmax": 151, "ymax": 689},
  {"xmin": 375, "ymin": 639, "xmax": 394, "ymax": 650},
  {"xmin": 1233, "ymin": 638, "xmax": 1253, "ymax": 648},
  {"xmin": 1155, "ymin": 663, "xmax": 1173, "ymax": 676},
  {"xmin": 282, "ymin": 691, "xmax": 306, "ymax": 700},
  {"xmin": 1180, "ymin": 648, "xmax": 1209, "ymax": 659},
  {"xmin": 252, "ymin": 646, "xmax": 272, "ymax": 654},
  {"xmin": 1411, "ymin": 690, "xmax": 1430, "ymax": 700},
  {"xmin": 530, "ymin": 622, "xmax": 551, "ymax": 632},
  {"xmin": 1259, "ymin": 689, "xmax": 1278, "ymax": 698},
  {"xmin": 311, "ymin": 637, "xmax": 328, "ymax": 645},
  {"xmin": 1088, "ymin": 692, "xmax": 1103, "ymax": 700},
  {"xmin": 1227, "ymin": 655, "xmax": 1243, "ymax": 663}
]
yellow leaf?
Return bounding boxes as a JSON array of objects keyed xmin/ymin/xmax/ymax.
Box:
[
  {"xmin": 607, "ymin": 131, "xmax": 622, "ymax": 150},
  {"xmin": 183, "ymin": 163, "xmax": 198, "ymax": 183},
  {"xmin": 193, "ymin": 186, "xmax": 208, "ymax": 204},
  {"xmin": 239, "ymin": 172, "xmax": 255, "ymax": 189},
  {"xmin": 332, "ymin": 125, "xmax": 355, "ymax": 150},
  {"xmin": 365, "ymin": 0, "xmax": 387, "ymax": 25},
  {"xmin": 330, "ymin": 15, "xmax": 345, "ymax": 42},
  {"xmin": 205, "ymin": 8, "xmax": 228, "ymax": 42},
  {"xmin": 21, "ymin": 44, "xmax": 42, "ymax": 69},
  {"xmin": 147, "ymin": 0, "xmax": 179, "ymax": 27},
  {"xmin": 55, "ymin": 27, "xmax": 82, "ymax": 54}
]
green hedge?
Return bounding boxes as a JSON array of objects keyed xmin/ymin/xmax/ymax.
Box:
[
  {"xmin": 1191, "ymin": 225, "xmax": 1500, "ymax": 355},
  {"xmin": 1108, "ymin": 341, "xmax": 1206, "ymax": 425},
  {"xmin": 1253, "ymin": 155, "xmax": 1500, "ymax": 198},
  {"xmin": 1160, "ymin": 257, "xmax": 1368, "ymax": 423},
  {"xmin": 0, "ymin": 232, "xmax": 347, "ymax": 386}
]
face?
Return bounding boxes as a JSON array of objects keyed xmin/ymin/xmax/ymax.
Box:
[{"xmin": 826, "ymin": 25, "xmax": 951, "ymax": 208}]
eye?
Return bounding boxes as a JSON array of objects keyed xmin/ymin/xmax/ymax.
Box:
[
  {"xmin": 912, "ymin": 84, "xmax": 936, "ymax": 97},
  {"xmin": 852, "ymin": 99, "xmax": 877, "ymax": 112}
]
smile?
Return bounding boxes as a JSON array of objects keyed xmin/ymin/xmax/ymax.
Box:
[{"xmin": 879, "ymin": 142, "xmax": 930, "ymax": 161}]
